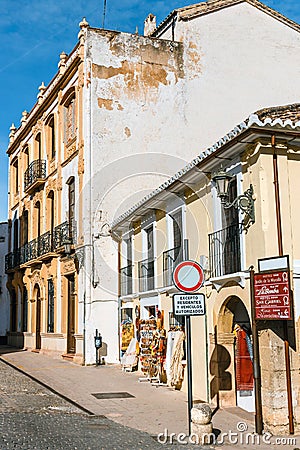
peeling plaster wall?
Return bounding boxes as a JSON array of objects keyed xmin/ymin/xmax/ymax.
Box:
[{"xmin": 82, "ymin": 30, "xmax": 189, "ymax": 363}]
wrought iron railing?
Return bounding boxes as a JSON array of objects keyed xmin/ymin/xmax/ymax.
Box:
[
  {"xmin": 163, "ymin": 245, "xmax": 184, "ymax": 286},
  {"xmin": 53, "ymin": 221, "xmax": 70, "ymax": 249},
  {"xmin": 120, "ymin": 264, "xmax": 133, "ymax": 296},
  {"xmin": 208, "ymin": 223, "xmax": 241, "ymax": 278},
  {"xmin": 5, "ymin": 221, "xmax": 74, "ymax": 272},
  {"xmin": 24, "ymin": 159, "xmax": 46, "ymax": 191},
  {"xmin": 138, "ymin": 257, "xmax": 154, "ymax": 292}
]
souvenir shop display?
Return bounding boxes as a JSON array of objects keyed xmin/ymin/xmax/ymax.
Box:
[{"xmin": 138, "ymin": 313, "xmax": 167, "ymax": 383}]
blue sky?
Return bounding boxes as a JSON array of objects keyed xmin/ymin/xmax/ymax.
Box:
[{"xmin": 0, "ymin": 0, "xmax": 299, "ymax": 222}]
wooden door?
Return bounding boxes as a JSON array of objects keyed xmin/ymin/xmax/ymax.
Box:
[
  {"xmin": 36, "ymin": 286, "xmax": 41, "ymax": 350},
  {"xmin": 67, "ymin": 275, "xmax": 76, "ymax": 354}
]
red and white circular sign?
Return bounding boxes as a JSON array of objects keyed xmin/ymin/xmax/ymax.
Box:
[{"xmin": 172, "ymin": 260, "xmax": 204, "ymax": 293}]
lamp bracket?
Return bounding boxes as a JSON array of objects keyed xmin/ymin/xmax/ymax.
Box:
[{"xmin": 222, "ymin": 184, "xmax": 255, "ymax": 230}]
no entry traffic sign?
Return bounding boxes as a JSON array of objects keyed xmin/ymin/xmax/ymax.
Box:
[{"xmin": 173, "ymin": 260, "xmax": 204, "ymax": 293}]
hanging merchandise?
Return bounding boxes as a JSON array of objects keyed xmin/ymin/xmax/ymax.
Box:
[
  {"xmin": 139, "ymin": 318, "xmax": 157, "ymax": 378},
  {"xmin": 168, "ymin": 330, "xmax": 185, "ymax": 389},
  {"xmin": 121, "ymin": 337, "xmax": 138, "ymax": 371},
  {"xmin": 165, "ymin": 330, "xmax": 177, "ymax": 382},
  {"xmin": 234, "ymin": 324, "xmax": 254, "ymax": 391},
  {"xmin": 138, "ymin": 314, "xmax": 167, "ymax": 382},
  {"xmin": 120, "ymin": 320, "xmax": 134, "ymax": 354}
]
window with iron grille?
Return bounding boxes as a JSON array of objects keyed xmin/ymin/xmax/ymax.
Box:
[
  {"xmin": 163, "ymin": 209, "xmax": 184, "ymax": 286},
  {"xmin": 47, "ymin": 279, "xmax": 55, "ymax": 333},
  {"xmin": 11, "ymin": 289, "xmax": 17, "ymax": 332},
  {"xmin": 22, "ymin": 288, "xmax": 28, "ymax": 332}
]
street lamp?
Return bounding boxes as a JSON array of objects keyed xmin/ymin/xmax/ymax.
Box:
[{"xmin": 212, "ymin": 169, "xmax": 255, "ymax": 227}]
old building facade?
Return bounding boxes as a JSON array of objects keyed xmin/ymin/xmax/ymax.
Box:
[
  {"xmin": 112, "ymin": 105, "xmax": 300, "ymax": 434},
  {"xmin": 4, "ymin": 0, "xmax": 300, "ymax": 401}
]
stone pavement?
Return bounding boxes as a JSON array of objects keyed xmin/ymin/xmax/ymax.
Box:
[{"xmin": 0, "ymin": 346, "xmax": 299, "ymax": 449}]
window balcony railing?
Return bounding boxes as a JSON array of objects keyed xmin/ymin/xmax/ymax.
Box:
[
  {"xmin": 138, "ymin": 257, "xmax": 154, "ymax": 292},
  {"xmin": 24, "ymin": 159, "xmax": 46, "ymax": 192},
  {"xmin": 120, "ymin": 264, "xmax": 133, "ymax": 296},
  {"xmin": 163, "ymin": 245, "xmax": 184, "ymax": 286},
  {"xmin": 208, "ymin": 223, "xmax": 241, "ymax": 278},
  {"xmin": 53, "ymin": 221, "xmax": 71, "ymax": 249},
  {"xmin": 5, "ymin": 221, "xmax": 73, "ymax": 272}
]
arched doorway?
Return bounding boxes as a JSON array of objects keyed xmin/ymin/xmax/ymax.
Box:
[
  {"xmin": 213, "ymin": 296, "xmax": 254, "ymax": 412},
  {"xmin": 34, "ymin": 284, "xmax": 41, "ymax": 350}
]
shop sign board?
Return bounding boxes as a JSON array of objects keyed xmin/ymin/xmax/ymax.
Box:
[
  {"xmin": 172, "ymin": 260, "xmax": 204, "ymax": 293},
  {"xmin": 173, "ymin": 293, "xmax": 205, "ymax": 316},
  {"xmin": 254, "ymin": 270, "xmax": 291, "ymax": 320}
]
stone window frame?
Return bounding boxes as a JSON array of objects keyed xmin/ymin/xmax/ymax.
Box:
[{"xmin": 61, "ymin": 87, "xmax": 76, "ymax": 147}]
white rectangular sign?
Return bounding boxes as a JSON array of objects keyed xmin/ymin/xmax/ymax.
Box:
[{"xmin": 173, "ymin": 294, "xmax": 205, "ymax": 316}]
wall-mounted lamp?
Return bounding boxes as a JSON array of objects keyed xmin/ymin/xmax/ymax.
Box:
[
  {"xmin": 63, "ymin": 238, "xmax": 85, "ymax": 272},
  {"xmin": 212, "ymin": 169, "xmax": 255, "ymax": 228},
  {"xmin": 64, "ymin": 237, "xmax": 72, "ymax": 257}
]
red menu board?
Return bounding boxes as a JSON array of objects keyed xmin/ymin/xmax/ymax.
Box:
[{"xmin": 254, "ymin": 271, "xmax": 291, "ymax": 320}]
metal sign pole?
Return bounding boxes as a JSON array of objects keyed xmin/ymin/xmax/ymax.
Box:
[
  {"xmin": 186, "ymin": 314, "xmax": 192, "ymax": 436},
  {"xmin": 250, "ymin": 267, "xmax": 263, "ymax": 434}
]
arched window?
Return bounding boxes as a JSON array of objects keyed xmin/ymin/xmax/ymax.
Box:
[
  {"xmin": 49, "ymin": 115, "xmax": 55, "ymax": 159},
  {"xmin": 23, "ymin": 209, "xmax": 29, "ymax": 245},
  {"xmin": 35, "ymin": 201, "xmax": 41, "ymax": 239},
  {"xmin": 35, "ymin": 132, "xmax": 42, "ymax": 160},
  {"xmin": 12, "ymin": 158, "xmax": 19, "ymax": 194},
  {"xmin": 24, "ymin": 146, "xmax": 29, "ymax": 168},
  {"xmin": 63, "ymin": 90, "xmax": 76, "ymax": 145}
]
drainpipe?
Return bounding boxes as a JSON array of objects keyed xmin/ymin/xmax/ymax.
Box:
[{"xmin": 272, "ymin": 135, "xmax": 294, "ymax": 435}]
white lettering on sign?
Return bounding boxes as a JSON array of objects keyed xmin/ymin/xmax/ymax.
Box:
[{"xmin": 173, "ymin": 294, "xmax": 205, "ymax": 316}]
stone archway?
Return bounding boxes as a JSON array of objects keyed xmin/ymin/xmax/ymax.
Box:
[{"xmin": 210, "ymin": 296, "xmax": 254, "ymax": 411}]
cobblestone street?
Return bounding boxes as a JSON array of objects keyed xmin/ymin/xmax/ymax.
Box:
[{"xmin": 0, "ymin": 360, "xmax": 169, "ymax": 450}]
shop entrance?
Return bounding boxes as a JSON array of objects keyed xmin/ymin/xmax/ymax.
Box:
[
  {"xmin": 215, "ymin": 296, "xmax": 254, "ymax": 412},
  {"xmin": 67, "ymin": 275, "xmax": 76, "ymax": 354},
  {"xmin": 35, "ymin": 285, "xmax": 41, "ymax": 350}
]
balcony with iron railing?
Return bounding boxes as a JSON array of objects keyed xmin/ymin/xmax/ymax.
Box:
[
  {"xmin": 208, "ymin": 223, "xmax": 241, "ymax": 278},
  {"xmin": 163, "ymin": 245, "xmax": 184, "ymax": 286},
  {"xmin": 24, "ymin": 159, "xmax": 46, "ymax": 193},
  {"xmin": 138, "ymin": 257, "xmax": 154, "ymax": 292},
  {"xmin": 5, "ymin": 221, "xmax": 73, "ymax": 272},
  {"xmin": 120, "ymin": 264, "xmax": 133, "ymax": 296}
]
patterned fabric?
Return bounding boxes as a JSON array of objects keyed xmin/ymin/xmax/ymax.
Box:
[{"xmin": 235, "ymin": 327, "xmax": 254, "ymax": 391}]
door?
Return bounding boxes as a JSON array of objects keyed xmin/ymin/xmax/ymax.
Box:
[
  {"xmin": 35, "ymin": 286, "xmax": 41, "ymax": 350},
  {"xmin": 67, "ymin": 275, "xmax": 76, "ymax": 354}
]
